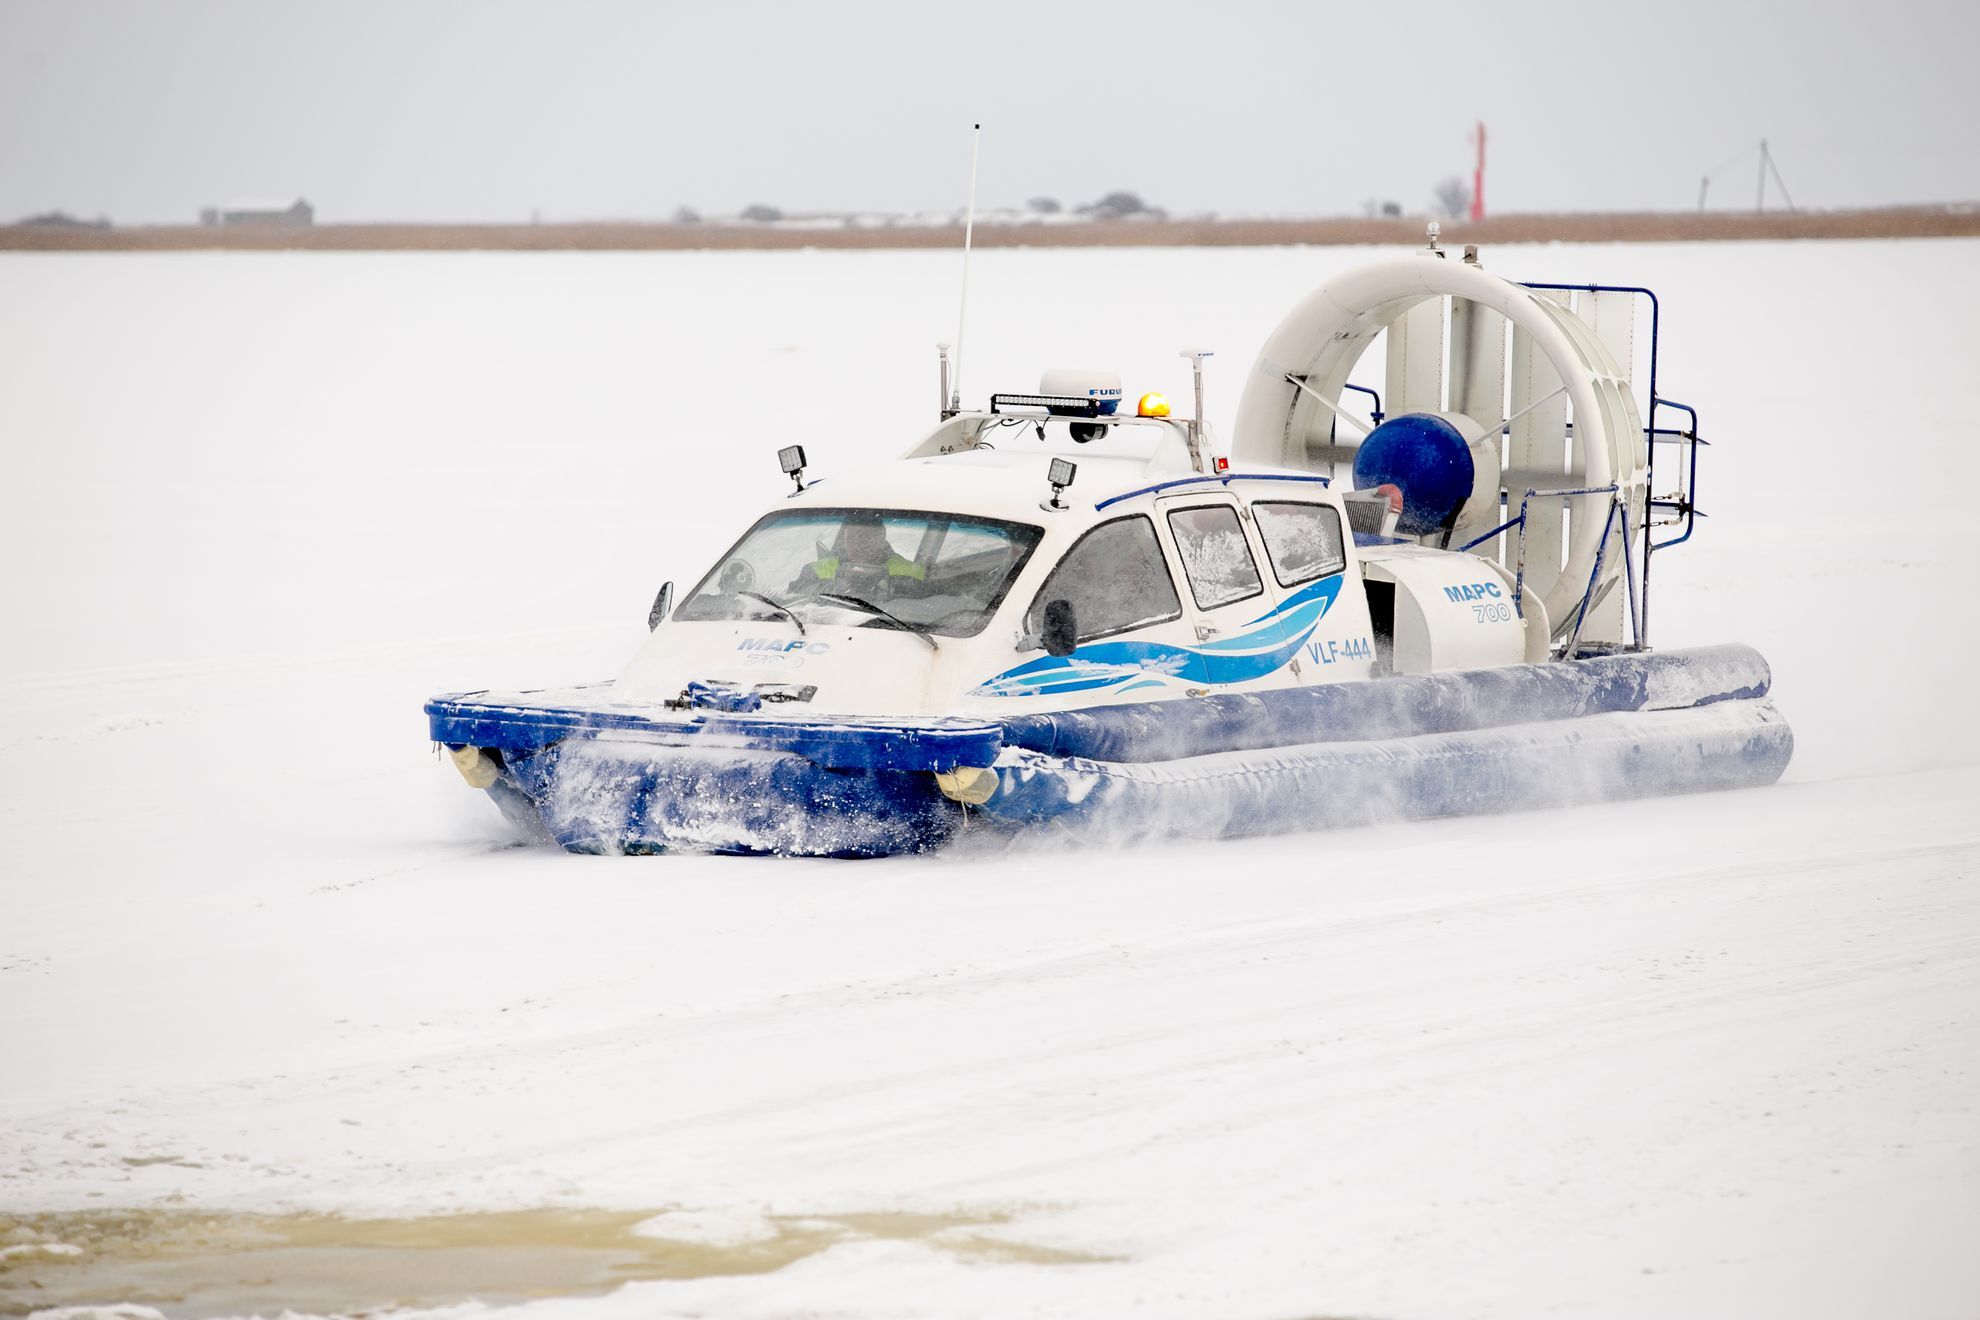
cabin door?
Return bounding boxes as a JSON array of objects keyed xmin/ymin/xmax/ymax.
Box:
[
  {"xmin": 1240, "ymin": 494, "xmax": 1376, "ymax": 684},
  {"xmin": 1010, "ymin": 512, "xmax": 1205, "ymax": 706},
  {"xmin": 1154, "ymin": 496, "xmax": 1300, "ymax": 694}
]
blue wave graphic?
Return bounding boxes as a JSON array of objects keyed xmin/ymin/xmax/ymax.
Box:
[
  {"xmin": 975, "ymin": 573, "xmax": 1343, "ymax": 699},
  {"xmin": 1199, "ymin": 577, "xmax": 1341, "ymax": 652}
]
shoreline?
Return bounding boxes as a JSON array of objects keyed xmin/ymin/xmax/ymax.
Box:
[{"xmin": 5, "ymin": 202, "xmax": 1976, "ymax": 252}]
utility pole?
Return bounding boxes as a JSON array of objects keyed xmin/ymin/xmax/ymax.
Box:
[
  {"xmin": 1756, "ymin": 139, "xmax": 1769, "ymax": 211},
  {"xmin": 1470, "ymin": 121, "xmax": 1487, "ymax": 223}
]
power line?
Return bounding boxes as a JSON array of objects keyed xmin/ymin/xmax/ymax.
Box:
[
  {"xmin": 1764, "ymin": 142, "xmax": 1797, "ymax": 211},
  {"xmin": 1697, "ymin": 139, "xmax": 1796, "ymax": 212}
]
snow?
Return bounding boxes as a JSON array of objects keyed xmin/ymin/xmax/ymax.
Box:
[
  {"xmin": 1167, "ymin": 504, "xmax": 1262, "ymax": 607},
  {"xmin": 2, "ymin": 239, "xmax": 1977, "ymax": 1318}
]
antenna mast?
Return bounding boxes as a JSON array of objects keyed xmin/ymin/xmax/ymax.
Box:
[{"xmin": 950, "ymin": 123, "xmax": 982, "ymax": 414}]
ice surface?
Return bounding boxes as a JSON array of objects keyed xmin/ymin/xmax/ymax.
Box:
[{"xmin": 1, "ymin": 240, "xmax": 1977, "ymax": 1318}]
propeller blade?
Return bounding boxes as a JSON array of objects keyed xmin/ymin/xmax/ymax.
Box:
[{"xmin": 1507, "ymin": 292, "xmax": 1573, "ymax": 598}]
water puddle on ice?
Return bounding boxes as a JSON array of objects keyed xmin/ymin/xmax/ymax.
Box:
[{"xmin": 0, "ymin": 1206, "xmax": 1112, "ymax": 1317}]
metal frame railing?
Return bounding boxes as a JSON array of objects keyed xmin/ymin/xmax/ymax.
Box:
[
  {"xmin": 1290, "ymin": 280, "xmax": 1706, "ymax": 654},
  {"xmin": 1515, "ymin": 282, "xmax": 1703, "ymax": 649},
  {"xmin": 1455, "ymin": 483, "xmax": 1646, "ymax": 660}
]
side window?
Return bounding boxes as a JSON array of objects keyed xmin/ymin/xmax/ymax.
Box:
[
  {"xmin": 1166, "ymin": 504, "xmax": 1264, "ymax": 610},
  {"xmin": 1027, "ymin": 516, "xmax": 1182, "ymax": 643},
  {"xmin": 1252, "ymin": 501, "xmax": 1347, "ymax": 587}
]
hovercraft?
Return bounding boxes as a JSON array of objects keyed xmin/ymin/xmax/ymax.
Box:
[{"xmin": 427, "ymin": 241, "xmax": 1791, "ymax": 856}]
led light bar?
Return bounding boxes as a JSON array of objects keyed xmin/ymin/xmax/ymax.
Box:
[{"xmin": 989, "ymin": 393, "xmax": 1107, "ymax": 418}]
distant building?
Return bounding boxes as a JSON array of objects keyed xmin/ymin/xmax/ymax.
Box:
[
  {"xmin": 200, "ymin": 198, "xmax": 314, "ymax": 227},
  {"xmin": 14, "ymin": 211, "xmax": 111, "ymax": 229}
]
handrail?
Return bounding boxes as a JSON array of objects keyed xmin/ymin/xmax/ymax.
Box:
[
  {"xmin": 1561, "ymin": 498, "xmax": 1621, "ymax": 660},
  {"xmin": 1524, "ymin": 281, "xmax": 1672, "ymax": 649},
  {"xmin": 1508, "ymin": 486, "xmax": 1619, "ymax": 633},
  {"xmin": 1091, "ymin": 470, "xmax": 1330, "ymax": 513},
  {"xmin": 1454, "ymin": 515, "xmax": 1524, "ymax": 554},
  {"xmin": 1617, "ymin": 502, "xmax": 1641, "ymax": 647},
  {"xmin": 1648, "ymin": 397, "xmax": 1703, "ymax": 553},
  {"xmin": 1340, "ymin": 382, "xmax": 1384, "ymax": 424}
]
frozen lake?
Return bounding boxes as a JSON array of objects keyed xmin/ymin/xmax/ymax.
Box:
[{"xmin": 2, "ymin": 239, "xmax": 1977, "ymax": 1318}]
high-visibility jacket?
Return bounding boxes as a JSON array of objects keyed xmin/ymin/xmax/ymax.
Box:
[{"xmin": 808, "ymin": 553, "xmax": 925, "ymax": 581}]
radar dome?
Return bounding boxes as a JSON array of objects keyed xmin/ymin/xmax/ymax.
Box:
[{"xmin": 1039, "ymin": 368, "xmax": 1122, "ymax": 415}]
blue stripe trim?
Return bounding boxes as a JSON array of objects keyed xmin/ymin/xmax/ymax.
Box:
[
  {"xmin": 1092, "ymin": 471, "xmax": 1332, "ymax": 513},
  {"xmin": 1091, "ymin": 476, "xmax": 1223, "ymax": 512},
  {"xmin": 1219, "ymin": 472, "xmax": 1336, "ymax": 488}
]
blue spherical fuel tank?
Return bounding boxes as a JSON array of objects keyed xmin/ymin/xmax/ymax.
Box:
[{"xmin": 1352, "ymin": 412, "xmax": 1474, "ymax": 536}]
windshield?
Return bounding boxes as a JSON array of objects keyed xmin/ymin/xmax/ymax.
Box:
[{"xmin": 675, "ymin": 508, "xmax": 1044, "ymax": 638}]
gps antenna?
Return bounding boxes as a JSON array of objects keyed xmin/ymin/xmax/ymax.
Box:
[{"xmin": 950, "ymin": 123, "xmax": 981, "ymax": 414}]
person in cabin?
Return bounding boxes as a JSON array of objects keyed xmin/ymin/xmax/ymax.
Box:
[{"xmin": 795, "ymin": 512, "xmax": 925, "ymax": 597}]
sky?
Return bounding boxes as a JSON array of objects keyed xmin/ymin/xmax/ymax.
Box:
[{"xmin": 2, "ymin": 0, "xmax": 1976, "ymax": 225}]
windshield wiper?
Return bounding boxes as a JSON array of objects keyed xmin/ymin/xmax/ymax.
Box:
[
  {"xmin": 816, "ymin": 593, "xmax": 939, "ymax": 651},
  {"xmin": 738, "ymin": 590, "xmax": 805, "ymax": 635}
]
